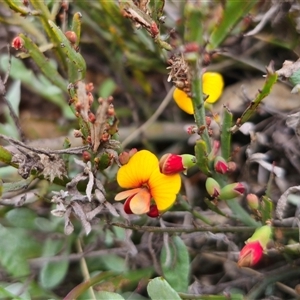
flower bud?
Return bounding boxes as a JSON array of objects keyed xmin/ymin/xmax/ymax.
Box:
[
  {"xmin": 119, "ymin": 148, "xmax": 137, "ymax": 165},
  {"xmin": 247, "ymin": 193, "xmax": 259, "ymax": 210},
  {"xmin": 218, "ymin": 182, "xmax": 245, "ymax": 200},
  {"xmin": 119, "ymin": 152, "xmax": 130, "ymax": 165},
  {"xmin": 247, "ymin": 224, "xmax": 272, "ymax": 249},
  {"xmin": 147, "ymin": 204, "xmax": 159, "ymax": 218},
  {"xmin": 159, "ymin": 153, "xmax": 195, "ymax": 175},
  {"xmin": 214, "ymin": 156, "xmax": 229, "ymax": 174},
  {"xmin": 205, "ymin": 177, "xmax": 220, "ymax": 198},
  {"xmin": 64, "ymin": 31, "xmax": 77, "ymax": 44},
  {"xmin": 11, "ymin": 36, "xmax": 24, "ymax": 50},
  {"xmin": 238, "ymin": 241, "xmax": 263, "ymax": 267},
  {"xmin": 82, "ymin": 151, "xmax": 91, "ymax": 162}
]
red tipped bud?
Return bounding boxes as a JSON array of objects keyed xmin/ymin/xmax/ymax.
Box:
[
  {"xmin": 73, "ymin": 129, "xmax": 83, "ymax": 138},
  {"xmin": 227, "ymin": 161, "xmax": 237, "ymax": 172},
  {"xmin": 150, "ymin": 22, "xmax": 159, "ymax": 37},
  {"xmin": 82, "ymin": 151, "xmax": 91, "ymax": 162},
  {"xmin": 219, "ymin": 182, "xmax": 245, "ymax": 200},
  {"xmin": 247, "ymin": 224, "xmax": 272, "ymax": 249},
  {"xmin": 214, "ymin": 156, "xmax": 229, "ymax": 174},
  {"xmin": 186, "ymin": 126, "xmax": 197, "ymax": 135},
  {"xmin": 205, "ymin": 116, "xmax": 211, "ymax": 127},
  {"xmin": 208, "ymin": 140, "xmax": 220, "ymax": 161},
  {"xmin": 160, "ymin": 153, "xmax": 184, "ymax": 175},
  {"xmin": 184, "ymin": 42, "xmax": 200, "ymax": 53},
  {"xmin": 238, "ymin": 241, "xmax": 263, "ymax": 267},
  {"xmin": 107, "ymin": 104, "xmax": 115, "ymax": 116},
  {"xmin": 88, "ymin": 112, "xmax": 96, "ymax": 123},
  {"xmin": 159, "ymin": 153, "xmax": 196, "ymax": 175},
  {"xmin": 64, "ymin": 31, "xmax": 77, "ymax": 44},
  {"xmin": 119, "ymin": 148, "xmax": 138, "ymax": 165},
  {"xmin": 147, "ymin": 204, "xmax": 159, "ymax": 218},
  {"xmin": 205, "ymin": 177, "xmax": 221, "ymax": 198},
  {"xmin": 247, "ymin": 193, "xmax": 259, "ymax": 210},
  {"xmin": 11, "ymin": 36, "xmax": 24, "ymax": 50},
  {"xmin": 85, "ymin": 82, "xmax": 94, "ymax": 92},
  {"xmin": 128, "ymin": 148, "xmax": 137, "ymax": 157}
]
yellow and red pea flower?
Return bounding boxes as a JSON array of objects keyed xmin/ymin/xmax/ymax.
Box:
[
  {"xmin": 173, "ymin": 72, "xmax": 224, "ymax": 114},
  {"xmin": 115, "ymin": 150, "xmax": 181, "ymax": 216}
]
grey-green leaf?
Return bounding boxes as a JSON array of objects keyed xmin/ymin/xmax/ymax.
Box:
[
  {"xmin": 147, "ymin": 277, "xmax": 181, "ymax": 300},
  {"xmin": 160, "ymin": 236, "xmax": 190, "ymax": 293}
]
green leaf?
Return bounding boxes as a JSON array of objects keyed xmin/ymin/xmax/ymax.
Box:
[
  {"xmin": 5, "ymin": 207, "xmax": 38, "ymax": 230},
  {"xmin": 226, "ymin": 199, "xmax": 261, "ymax": 227},
  {"xmin": 2, "ymin": 80, "xmax": 21, "ymax": 139},
  {"xmin": 98, "ymin": 78, "xmax": 117, "ymax": 98},
  {"xmin": 19, "ymin": 34, "xmax": 67, "ymax": 91},
  {"xmin": 71, "ymin": 12, "xmax": 82, "ymax": 48},
  {"xmin": 160, "ymin": 236, "xmax": 190, "ymax": 293},
  {"xmin": 95, "ymin": 291, "xmax": 125, "ymax": 300},
  {"xmin": 0, "ymin": 55, "xmax": 74, "ymax": 119},
  {"xmin": 0, "ymin": 146, "xmax": 13, "ymax": 165},
  {"xmin": 261, "ymin": 196, "xmax": 273, "ymax": 224},
  {"xmin": 231, "ymin": 64, "xmax": 278, "ymax": 132},
  {"xmin": 147, "ymin": 277, "xmax": 181, "ymax": 300},
  {"xmin": 3, "ymin": 176, "xmax": 35, "ymax": 193},
  {"xmin": 4, "ymin": 283, "xmax": 31, "ymax": 300},
  {"xmin": 0, "ymin": 225, "xmax": 40, "ymax": 277},
  {"xmin": 195, "ymin": 140, "xmax": 211, "ymax": 176},
  {"xmin": 0, "ymin": 285, "xmax": 23, "ymax": 300},
  {"xmin": 64, "ymin": 271, "xmax": 117, "ymax": 300},
  {"xmin": 221, "ymin": 106, "xmax": 233, "ymax": 161},
  {"xmin": 48, "ymin": 20, "xmax": 86, "ymax": 83},
  {"xmin": 208, "ymin": 0, "xmax": 259, "ymax": 50},
  {"xmin": 6, "ymin": 80, "xmax": 21, "ymax": 117},
  {"xmin": 39, "ymin": 238, "xmax": 70, "ymax": 289}
]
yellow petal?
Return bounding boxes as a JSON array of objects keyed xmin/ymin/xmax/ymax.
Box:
[
  {"xmin": 117, "ymin": 150, "xmax": 158, "ymax": 188},
  {"xmin": 173, "ymin": 88, "xmax": 194, "ymax": 115},
  {"xmin": 203, "ymin": 72, "xmax": 224, "ymax": 104},
  {"xmin": 173, "ymin": 72, "xmax": 224, "ymax": 114},
  {"xmin": 148, "ymin": 168, "xmax": 181, "ymax": 211},
  {"xmin": 114, "ymin": 188, "xmax": 141, "ymax": 201},
  {"xmin": 129, "ymin": 189, "xmax": 151, "ymax": 214}
]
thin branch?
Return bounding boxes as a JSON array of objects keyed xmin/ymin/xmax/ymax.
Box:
[
  {"xmin": 0, "ymin": 133, "xmax": 88, "ymax": 155},
  {"xmin": 110, "ymin": 222, "xmax": 299, "ymax": 234},
  {"xmin": 121, "ymin": 86, "xmax": 175, "ymax": 148}
]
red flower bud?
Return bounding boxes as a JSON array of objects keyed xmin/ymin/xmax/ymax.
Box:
[
  {"xmin": 119, "ymin": 148, "xmax": 138, "ymax": 165},
  {"xmin": 219, "ymin": 182, "xmax": 245, "ymax": 200},
  {"xmin": 159, "ymin": 153, "xmax": 196, "ymax": 175},
  {"xmin": 11, "ymin": 36, "xmax": 24, "ymax": 50},
  {"xmin": 82, "ymin": 151, "xmax": 91, "ymax": 162},
  {"xmin": 238, "ymin": 241, "xmax": 263, "ymax": 267},
  {"xmin": 64, "ymin": 31, "xmax": 77, "ymax": 44},
  {"xmin": 147, "ymin": 204, "xmax": 159, "ymax": 218},
  {"xmin": 205, "ymin": 177, "xmax": 220, "ymax": 198},
  {"xmin": 159, "ymin": 153, "xmax": 185, "ymax": 175},
  {"xmin": 247, "ymin": 193, "xmax": 259, "ymax": 210},
  {"xmin": 214, "ymin": 156, "xmax": 229, "ymax": 174}
]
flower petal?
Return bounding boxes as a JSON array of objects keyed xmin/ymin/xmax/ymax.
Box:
[
  {"xmin": 117, "ymin": 150, "xmax": 158, "ymax": 188},
  {"xmin": 129, "ymin": 189, "xmax": 151, "ymax": 214},
  {"xmin": 173, "ymin": 88, "xmax": 194, "ymax": 115},
  {"xmin": 149, "ymin": 168, "xmax": 181, "ymax": 211},
  {"xmin": 203, "ymin": 72, "xmax": 224, "ymax": 104},
  {"xmin": 114, "ymin": 188, "xmax": 141, "ymax": 201}
]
